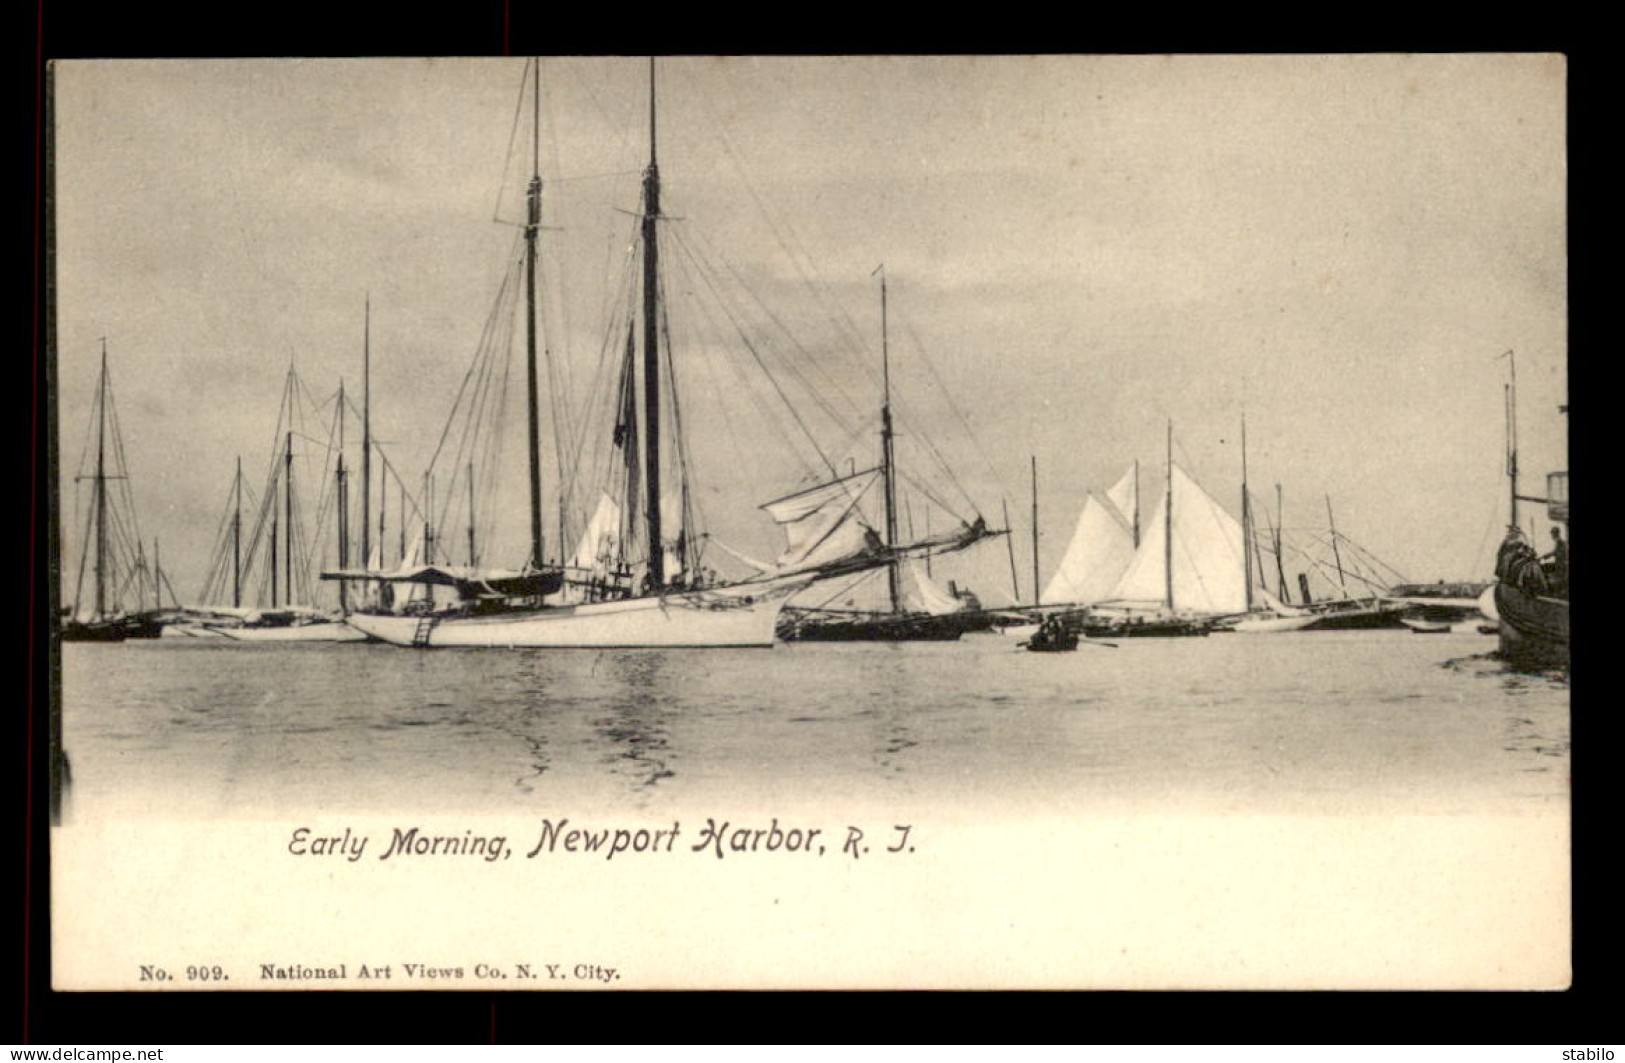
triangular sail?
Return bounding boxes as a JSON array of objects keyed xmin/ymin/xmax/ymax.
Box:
[
  {"xmin": 1042, "ymin": 466, "xmax": 1138, "ymax": 606},
  {"xmin": 1103, "ymin": 465, "xmax": 1138, "ymax": 530},
  {"xmin": 1108, "ymin": 464, "xmax": 1248, "ymax": 615}
]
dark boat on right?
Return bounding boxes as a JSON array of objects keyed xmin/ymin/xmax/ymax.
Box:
[{"xmin": 1489, "ymin": 352, "xmax": 1568, "ymax": 670}]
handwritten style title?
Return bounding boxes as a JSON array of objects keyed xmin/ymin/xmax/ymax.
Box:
[{"xmin": 287, "ymin": 819, "xmax": 915, "ymax": 863}]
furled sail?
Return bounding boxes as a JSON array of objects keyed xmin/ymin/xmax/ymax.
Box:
[
  {"xmin": 1257, "ymin": 587, "xmax": 1307, "ymax": 617},
  {"xmin": 761, "ymin": 468, "xmax": 881, "ymax": 574},
  {"xmin": 903, "ymin": 561, "xmax": 966, "ymax": 615},
  {"xmin": 1108, "ymin": 464, "xmax": 1248, "ymax": 615},
  {"xmin": 1042, "ymin": 465, "xmax": 1139, "ymax": 606}
]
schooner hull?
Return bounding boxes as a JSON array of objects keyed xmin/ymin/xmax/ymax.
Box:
[
  {"xmin": 1231, "ymin": 614, "xmax": 1317, "ymax": 633},
  {"xmin": 1493, "ymin": 583, "xmax": 1569, "ymax": 669},
  {"xmin": 165, "ymin": 621, "xmax": 371, "ymax": 643},
  {"xmin": 346, "ymin": 580, "xmax": 808, "ymax": 648}
]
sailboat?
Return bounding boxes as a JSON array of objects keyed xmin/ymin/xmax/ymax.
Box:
[
  {"xmin": 1040, "ymin": 462, "xmax": 1141, "ymax": 616},
  {"xmin": 1061, "ymin": 425, "xmax": 1243, "ymax": 637},
  {"xmin": 169, "ymin": 364, "xmax": 368, "ymax": 642},
  {"xmin": 61, "ymin": 342, "xmax": 164, "ymax": 642},
  {"xmin": 1490, "ymin": 351, "xmax": 1568, "ymax": 668},
  {"xmin": 334, "ymin": 60, "xmax": 988, "ymax": 649},
  {"xmin": 778, "ymin": 268, "xmax": 997, "ymax": 643}
]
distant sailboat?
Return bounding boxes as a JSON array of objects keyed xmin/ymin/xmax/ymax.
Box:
[
  {"xmin": 169, "ymin": 363, "xmax": 368, "ymax": 642},
  {"xmin": 1071, "ymin": 425, "xmax": 1242, "ymax": 637},
  {"xmin": 61, "ymin": 342, "xmax": 164, "ymax": 642},
  {"xmin": 1040, "ymin": 463, "xmax": 1140, "ymax": 611}
]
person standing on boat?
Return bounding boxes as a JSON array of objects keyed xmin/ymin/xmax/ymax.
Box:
[{"xmin": 1543, "ymin": 527, "xmax": 1568, "ymax": 594}]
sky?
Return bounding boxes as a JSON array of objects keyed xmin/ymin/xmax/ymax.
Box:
[{"xmin": 49, "ymin": 55, "xmax": 1568, "ymax": 610}]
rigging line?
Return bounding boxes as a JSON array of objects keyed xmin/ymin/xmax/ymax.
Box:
[
  {"xmin": 538, "ymin": 260, "xmax": 577, "ymax": 544},
  {"xmin": 102, "ymin": 381, "xmax": 141, "ymax": 539},
  {"xmin": 198, "ymin": 476, "xmax": 240, "ymax": 603},
  {"xmin": 1339, "ymin": 536, "xmax": 1407, "ymax": 586},
  {"xmin": 802, "ymin": 567, "xmax": 886, "ymax": 611},
  {"xmin": 701, "ymin": 236, "xmax": 872, "ymax": 427},
  {"xmin": 425, "ymin": 248, "xmax": 524, "ymax": 477},
  {"xmin": 891, "ymin": 413, "xmax": 974, "ymax": 522},
  {"xmin": 70, "ymin": 474, "xmax": 95, "ymax": 618},
  {"xmin": 1470, "ymin": 492, "xmax": 1502, "ymax": 578},
  {"xmin": 688, "ymin": 71, "xmax": 877, "ymax": 368},
  {"xmin": 892, "ymin": 471, "xmax": 969, "ymax": 529},
  {"xmin": 657, "ymin": 266, "xmax": 703, "ymax": 561},
  {"xmin": 560, "ymin": 238, "xmax": 638, "ymax": 511},
  {"xmin": 897, "ymin": 316, "xmax": 1004, "ymax": 511},
  {"xmin": 491, "ymin": 57, "xmax": 533, "ymax": 227},
  {"xmin": 679, "ymin": 221, "xmax": 870, "ymax": 431},
  {"xmin": 660, "ymin": 232, "xmax": 801, "ymax": 515},
  {"xmin": 668, "ymin": 206, "xmax": 866, "ymax": 417},
  {"xmin": 464, "ymin": 308, "xmax": 515, "ymax": 566},
  {"xmin": 561, "ymin": 57, "xmax": 640, "ymax": 174},
  {"xmin": 664, "ymin": 233, "xmax": 840, "ymax": 482},
  {"xmin": 664, "ymin": 236, "xmax": 828, "ymax": 480}
]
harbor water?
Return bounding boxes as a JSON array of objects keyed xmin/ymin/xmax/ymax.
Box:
[{"xmin": 58, "ymin": 628, "xmax": 1569, "ymax": 822}]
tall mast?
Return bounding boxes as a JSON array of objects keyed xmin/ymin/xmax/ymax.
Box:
[
  {"xmin": 1326, "ymin": 494, "xmax": 1348, "ymax": 596},
  {"xmin": 423, "ymin": 472, "xmax": 435, "ymax": 566},
  {"xmin": 523, "ymin": 58, "xmax": 547, "ymax": 575},
  {"xmin": 337, "ymin": 380, "xmax": 349, "ymax": 614},
  {"xmin": 377, "ymin": 467, "xmax": 387, "ymax": 567},
  {"xmin": 1241, "ymin": 414, "xmax": 1254, "ymax": 611},
  {"xmin": 878, "ymin": 266, "xmax": 900, "ymax": 614},
  {"xmin": 1504, "ymin": 348, "xmax": 1518, "ymax": 531},
  {"xmin": 1164, "ymin": 421, "xmax": 1174, "ymax": 611},
  {"xmin": 232, "ymin": 456, "xmax": 242, "ymax": 608},
  {"xmin": 361, "ymin": 296, "xmax": 371, "ymax": 570},
  {"xmin": 1131, "ymin": 459, "xmax": 1140, "ymax": 549},
  {"xmin": 1274, "ymin": 482, "xmax": 1288, "ymax": 602},
  {"xmin": 93, "ymin": 341, "xmax": 108, "ymax": 619},
  {"xmin": 284, "ymin": 429, "xmax": 294, "ymax": 606},
  {"xmin": 641, "ymin": 56, "xmax": 665, "ymax": 589},
  {"xmin": 1001, "ymin": 498, "xmax": 1020, "ymax": 603},
  {"xmin": 1030, "ymin": 455, "xmax": 1040, "ymax": 608},
  {"xmin": 467, "ymin": 460, "xmax": 477, "ymax": 567},
  {"xmin": 270, "ymin": 492, "xmax": 279, "ymax": 608}
]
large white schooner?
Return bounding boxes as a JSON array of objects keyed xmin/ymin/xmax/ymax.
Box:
[{"xmin": 328, "ymin": 59, "xmax": 989, "ymax": 648}]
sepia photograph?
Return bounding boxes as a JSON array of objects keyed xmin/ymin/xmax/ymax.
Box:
[{"xmin": 46, "ymin": 54, "xmax": 1569, "ymax": 991}]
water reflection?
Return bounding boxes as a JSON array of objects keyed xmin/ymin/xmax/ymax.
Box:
[{"xmin": 592, "ymin": 651, "xmax": 677, "ymax": 797}]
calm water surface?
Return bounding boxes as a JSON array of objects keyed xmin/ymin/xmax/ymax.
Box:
[{"xmin": 59, "ymin": 629, "xmax": 1569, "ymax": 820}]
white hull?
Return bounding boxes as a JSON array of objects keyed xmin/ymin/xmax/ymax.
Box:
[
  {"xmin": 1231, "ymin": 614, "xmax": 1317, "ymax": 633},
  {"xmin": 163, "ymin": 621, "xmax": 369, "ymax": 643},
  {"xmin": 347, "ymin": 579, "xmax": 808, "ymax": 648}
]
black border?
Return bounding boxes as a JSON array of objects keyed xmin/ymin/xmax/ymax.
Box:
[{"xmin": 20, "ymin": 18, "xmax": 1608, "ymax": 1042}]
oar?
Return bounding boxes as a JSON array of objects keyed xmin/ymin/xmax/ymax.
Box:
[{"xmin": 1079, "ymin": 638, "xmax": 1118, "ymax": 649}]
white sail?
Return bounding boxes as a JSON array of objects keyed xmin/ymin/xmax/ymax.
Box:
[
  {"xmin": 1257, "ymin": 587, "xmax": 1307, "ymax": 617},
  {"xmin": 570, "ymin": 493, "xmax": 622, "ymax": 572},
  {"xmin": 761, "ymin": 469, "xmax": 881, "ymax": 574},
  {"xmin": 1042, "ymin": 466, "xmax": 1138, "ymax": 606},
  {"xmin": 903, "ymin": 561, "xmax": 965, "ymax": 616},
  {"xmin": 1103, "ymin": 465, "xmax": 1138, "ymax": 529},
  {"xmin": 1107, "ymin": 464, "xmax": 1248, "ymax": 615}
]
